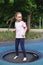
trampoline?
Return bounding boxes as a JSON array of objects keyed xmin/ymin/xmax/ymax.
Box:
[
  {"xmin": 0, "ymin": 38, "xmax": 43, "ymax": 65},
  {"xmin": 3, "ymin": 51, "xmax": 39, "ymax": 63}
]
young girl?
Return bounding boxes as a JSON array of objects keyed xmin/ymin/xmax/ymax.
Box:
[{"xmin": 14, "ymin": 12, "xmax": 27, "ymax": 61}]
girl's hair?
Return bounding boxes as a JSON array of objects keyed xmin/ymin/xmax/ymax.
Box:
[{"xmin": 15, "ymin": 12, "xmax": 22, "ymax": 17}]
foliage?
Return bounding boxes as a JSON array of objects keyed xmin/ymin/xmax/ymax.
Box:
[
  {"xmin": 0, "ymin": 0, "xmax": 43, "ymax": 28},
  {"xmin": 0, "ymin": 31, "xmax": 42, "ymax": 41}
]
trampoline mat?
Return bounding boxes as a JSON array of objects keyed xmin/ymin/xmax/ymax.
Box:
[{"xmin": 3, "ymin": 52, "xmax": 39, "ymax": 63}]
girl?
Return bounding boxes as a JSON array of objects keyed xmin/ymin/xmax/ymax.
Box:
[{"xmin": 14, "ymin": 12, "xmax": 27, "ymax": 61}]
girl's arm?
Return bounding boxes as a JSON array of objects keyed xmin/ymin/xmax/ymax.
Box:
[
  {"xmin": 23, "ymin": 26, "xmax": 27, "ymax": 35},
  {"xmin": 22, "ymin": 26, "xmax": 27, "ymax": 37},
  {"xmin": 13, "ymin": 28, "xmax": 16, "ymax": 32}
]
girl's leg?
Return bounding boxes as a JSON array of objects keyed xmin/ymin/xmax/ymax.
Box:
[
  {"xmin": 15, "ymin": 38, "xmax": 20, "ymax": 56},
  {"xmin": 20, "ymin": 38, "xmax": 26, "ymax": 57}
]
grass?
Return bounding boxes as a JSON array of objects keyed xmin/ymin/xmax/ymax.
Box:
[
  {"xmin": 0, "ymin": 31, "xmax": 15, "ymax": 41},
  {"xmin": 26, "ymin": 32, "xmax": 42, "ymax": 39},
  {"xmin": 0, "ymin": 31, "xmax": 43, "ymax": 41}
]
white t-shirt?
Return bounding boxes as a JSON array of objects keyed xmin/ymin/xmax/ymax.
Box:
[{"xmin": 15, "ymin": 21, "xmax": 26, "ymax": 38}]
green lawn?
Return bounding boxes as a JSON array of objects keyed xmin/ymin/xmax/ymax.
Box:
[
  {"xmin": 0, "ymin": 31, "xmax": 43, "ymax": 41},
  {"xmin": 0, "ymin": 31, "xmax": 15, "ymax": 41},
  {"xmin": 26, "ymin": 32, "xmax": 42, "ymax": 39}
]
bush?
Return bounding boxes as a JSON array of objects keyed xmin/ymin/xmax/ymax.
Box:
[{"xmin": 0, "ymin": 31, "xmax": 42, "ymax": 41}]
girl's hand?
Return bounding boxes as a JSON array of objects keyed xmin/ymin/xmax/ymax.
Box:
[{"xmin": 22, "ymin": 32, "xmax": 25, "ymax": 37}]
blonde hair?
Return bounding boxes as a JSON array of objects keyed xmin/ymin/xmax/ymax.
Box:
[{"xmin": 15, "ymin": 12, "xmax": 22, "ymax": 18}]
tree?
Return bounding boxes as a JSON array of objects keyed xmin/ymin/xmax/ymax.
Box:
[
  {"xmin": 13, "ymin": 0, "xmax": 37, "ymax": 31},
  {"xmin": 5, "ymin": 0, "xmax": 37, "ymax": 29},
  {"xmin": 4, "ymin": 0, "xmax": 9, "ymax": 4},
  {"xmin": 0, "ymin": 0, "xmax": 43, "ymax": 29},
  {"xmin": 0, "ymin": 0, "xmax": 4, "ymax": 3},
  {"xmin": 35, "ymin": 0, "xmax": 43, "ymax": 28}
]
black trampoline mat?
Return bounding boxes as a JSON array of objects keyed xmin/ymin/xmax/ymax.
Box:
[{"xmin": 3, "ymin": 52, "xmax": 39, "ymax": 63}]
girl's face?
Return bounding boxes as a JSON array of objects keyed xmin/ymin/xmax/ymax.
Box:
[{"xmin": 15, "ymin": 13, "xmax": 22, "ymax": 22}]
